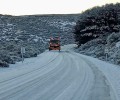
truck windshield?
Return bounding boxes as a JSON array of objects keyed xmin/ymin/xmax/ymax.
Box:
[{"xmin": 50, "ymin": 40, "xmax": 59, "ymax": 44}]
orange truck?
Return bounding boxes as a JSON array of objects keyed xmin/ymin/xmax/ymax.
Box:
[{"xmin": 49, "ymin": 37, "xmax": 61, "ymax": 51}]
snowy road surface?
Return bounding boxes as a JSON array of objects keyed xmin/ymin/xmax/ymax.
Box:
[{"xmin": 0, "ymin": 45, "xmax": 120, "ymax": 100}]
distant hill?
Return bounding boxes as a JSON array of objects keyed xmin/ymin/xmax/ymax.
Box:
[
  {"xmin": 0, "ymin": 14, "xmax": 80, "ymax": 67},
  {"xmin": 73, "ymin": 3, "xmax": 120, "ymax": 65}
]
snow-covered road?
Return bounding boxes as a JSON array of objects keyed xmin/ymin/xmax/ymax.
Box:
[{"xmin": 0, "ymin": 46, "xmax": 119, "ymax": 100}]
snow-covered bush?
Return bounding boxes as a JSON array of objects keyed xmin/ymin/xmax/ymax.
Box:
[
  {"xmin": 77, "ymin": 38, "xmax": 105, "ymax": 58},
  {"xmin": 0, "ymin": 52, "xmax": 15, "ymax": 64},
  {"xmin": 107, "ymin": 32, "xmax": 120, "ymax": 45},
  {"xmin": 0, "ymin": 60, "xmax": 9, "ymax": 67},
  {"xmin": 76, "ymin": 32, "xmax": 120, "ymax": 65}
]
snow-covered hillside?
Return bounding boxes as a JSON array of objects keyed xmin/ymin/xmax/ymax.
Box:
[
  {"xmin": 0, "ymin": 14, "xmax": 79, "ymax": 67},
  {"xmin": 73, "ymin": 3, "xmax": 120, "ymax": 65}
]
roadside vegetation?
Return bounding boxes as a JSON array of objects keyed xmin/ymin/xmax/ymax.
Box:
[{"xmin": 74, "ymin": 3, "xmax": 120, "ymax": 65}]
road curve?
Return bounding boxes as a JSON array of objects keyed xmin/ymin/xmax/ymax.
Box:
[{"xmin": 0, "ymin": 51, "xmax": 113, "ymax": 100}]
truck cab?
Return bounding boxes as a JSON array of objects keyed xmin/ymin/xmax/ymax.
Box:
[{"xmin": 49, "ymin": 37, "xmax": 61, "ymax": 51}]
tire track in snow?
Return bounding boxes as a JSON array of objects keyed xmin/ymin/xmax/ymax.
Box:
[
  {"xmin": 66, "ymin": 52, "xmax": 94, "ymax": 100},
  {"xmin": 0, "ymin": 52, "xmax": 59, "ymax": 83},
  {"xmin": 0, "ymin": 51, "xmax": 95, "ymax": 100},
  {"xmin": 73, "ymin": 52, "xmax": 113, "ymax": 100},
  {"xmin": 0, "ymin": 52, "xmax": 63, "ymax": 100}
]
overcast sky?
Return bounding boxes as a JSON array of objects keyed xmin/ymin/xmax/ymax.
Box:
[{"xmin": 0, "ymin": 0, "xmax": 119, "ymax": 15}]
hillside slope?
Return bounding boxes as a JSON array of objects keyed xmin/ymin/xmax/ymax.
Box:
[
  {"xmin": 74, "ymin": 3, "xmax": 120, "ymax": 65},
  {"xmin": 0, "ymin": 14, "xmax": 79, "ymax": 67}
]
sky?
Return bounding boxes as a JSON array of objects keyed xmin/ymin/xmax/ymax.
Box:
[{"xmin": 0, "ymin": 0, "xmax": 119, "ymax": 16}]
